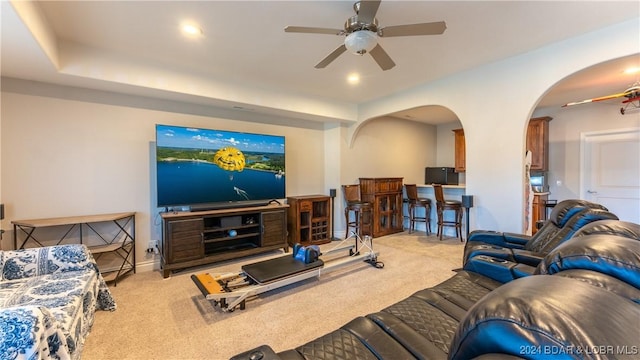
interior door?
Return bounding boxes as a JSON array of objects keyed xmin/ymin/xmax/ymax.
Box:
[{"xmin": 582, "ymin": 128, "xmax": 640, "ymax": 223}]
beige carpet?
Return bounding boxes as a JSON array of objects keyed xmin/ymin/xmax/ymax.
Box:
[{"xmin": 82, "ymin": 232, "xmax": 465, "ymax": 360}]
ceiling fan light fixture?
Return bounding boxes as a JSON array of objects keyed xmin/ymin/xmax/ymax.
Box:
[{"xmin": 344, "ymin": 30, "xmax": 377, "ymax": 55}]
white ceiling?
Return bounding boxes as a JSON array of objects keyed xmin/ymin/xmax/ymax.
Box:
[{"xmin": 2, "ymin": 1, "xmax": 639, "ymax": 124}]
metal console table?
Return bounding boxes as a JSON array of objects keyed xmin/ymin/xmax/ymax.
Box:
[{"xmin": 12, "ymin": 212, "xmax": 136, "ymax": 285}]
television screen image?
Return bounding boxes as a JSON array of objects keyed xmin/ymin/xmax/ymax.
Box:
[{"xmin": 156, "ymin": 124, "xmax": 285, "ymax": 209}]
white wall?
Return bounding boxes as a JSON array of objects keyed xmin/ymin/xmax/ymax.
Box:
[
  {"xmin": 356, "ymin": 18, "xmax": 639, "ymax": 233},
  {"xmin": 330, "ymin": 116, "xmax": 436, "ymax": 234},
  {"xmin": 435, "ymin": 121, "xmax": 462, "ymax": 168},
  {"xmin": 0, "ymin": 89, "xmax": 438, "ymax": 268},
  {"xmin": 0, "ymin": 91, "xmax": 326, "ymax": 266},
  {"xmin": 341, "ymin": 116, "xmax": 436, "ymax": 185},
  {"xmin": 534, "ymin": 103, "xmax": 640, "ymax": 201},
  {"xmin": 2, "ymin": 17, "xmax": 638, "ymax": 267}
]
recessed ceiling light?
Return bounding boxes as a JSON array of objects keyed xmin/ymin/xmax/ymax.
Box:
[
  {"xmin": 347, "ymin": 73, "xmax": 360, "ymax": 85},
  {"xmin": 623, "ymin": 67, "xmax": 640, "ymax": 74},
  {"xmin": 181, "ymin": 23, "xmax": 202, "ymax": 37}
]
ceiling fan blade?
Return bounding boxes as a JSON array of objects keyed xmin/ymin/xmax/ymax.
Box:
[
  {"xmin": 357, "ymin": 0, "xmax": 382, "ymax": 24},
  {"xmin": 284, "ymin": 26, "xmax": 343, "ymax": 35},
  {"xmin": 562, "ymin": 92, "xmax": 630, "ymax": 107},
  {"xmin": 369, "ymin": 44, "xmax": 395, "ymax": 71},
  {"xmin": 315, "ymin": 44, "xmax": 347, "ymax": 69},
  {"xmin": 379, "ymin": 21, "xmax": 447, "ymax": 37}
]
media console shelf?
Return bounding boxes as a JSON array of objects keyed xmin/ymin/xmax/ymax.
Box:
[{"xmin": 160, "ymin": 204, "xmax": 288, "ymax": 278}]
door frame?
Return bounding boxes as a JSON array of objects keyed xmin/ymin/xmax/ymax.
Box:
[{"xmin": 579, "ymin": 127, "xmax": 640, "ymax": 200}]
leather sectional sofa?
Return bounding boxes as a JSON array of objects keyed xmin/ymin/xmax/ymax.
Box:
[
  {"xmin": 232, "ymin": 204, "xmax": 640, "ymax": 360},
  {"xmin": 463, "ymin": 199, "xmax": 617, "ymax": 266}
]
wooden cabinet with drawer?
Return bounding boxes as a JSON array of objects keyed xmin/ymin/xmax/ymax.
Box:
[
  {"xmin": 526, "ymin": 116, "xmax": 552, "ymax": 171},
  {"xmin": 161, "ymin": 204, "xmax": 288, "ymax": 278},
  {"xmin": 359, "ymin": 178, "xmax": 404, "ymax": 237},
  {"xmin": 165, "ymin": 218, "xmax": 204, "ymax": 264},
  {"xmin": 453, "ymin": 117, "xmax": 551, "ymax": 173},
  {"xmin": 453, "ymin": 128, "xmax": 466, "ymax": 172},
  {"xmin": 287, "ymin": 195, "xmax": 331, "ymax": 246}
]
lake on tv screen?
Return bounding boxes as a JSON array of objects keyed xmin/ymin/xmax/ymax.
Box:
[{"xmin": 157, "ymin": 161, "xmax": 285, "ymax": 206}]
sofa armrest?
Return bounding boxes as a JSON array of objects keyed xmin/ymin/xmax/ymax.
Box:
[
  {"xmin": 467, "ymin": 231, "xmax": 506, "ymax": 246},
  {"xmin": 463, "ymin": 255, "xmax": 520, "ymax": 284},
  {"xmin": 511, "ymin": 249, "xmax": 544, "ymax": 267},
  {"xmin": 512, "ymin": 263, "xmax": 536, "ymax": 278},
  {"xmin": 1, "ymin": 244, "xmax": 99, "ymax": 281},
  {"xmin": 464, "ymin": 245, "xmax": 514, "ymax": 266},
  {"xmin": 467, "ymin": 231, "xmax": 529, "ymax": 249},
  {"xmin": 501, "ymin": 232, "xmax": 531, "ymax": 246},
  {"xmin": 230, "ymin": 345, "xmax": 284, "ymax": 360}
]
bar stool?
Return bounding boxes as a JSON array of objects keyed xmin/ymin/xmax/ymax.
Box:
[
  {"xmin": 405, "ymin": 184, "xmax": 432, "ymax": 235},
  {"xmin": 342, "ymin": 184, "xmax": 372, "ymax": 238},
  {"xmin": 433, "ymin": 184, "xmax": 463, "ymax": 241}
]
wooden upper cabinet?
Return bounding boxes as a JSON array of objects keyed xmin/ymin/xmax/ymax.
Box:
[
  {"xmin": 453, "ymin": 129, "xmax": 465, "ymax": 172},
  {"xmin": 452, "ymin": 118, "xmax": 550, "ymax": 173},
  {"xmin": 526, "ymin": 116, "xmax": 552, "ymax": 171}
]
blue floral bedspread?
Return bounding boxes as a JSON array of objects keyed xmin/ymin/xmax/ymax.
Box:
[{"xmin": 0, "ymin": 245, "xmax": 116, "ymax": 360}]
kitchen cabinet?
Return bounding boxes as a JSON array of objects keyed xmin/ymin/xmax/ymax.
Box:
[
  {"xmin": 526, "ymin": 116, "xmax": 552, "ymax": 171},
  {"xmin": 453, "ymin": 129, "xmax": 465, "ymax": 172},
  {"xmin": 454, "ymin": 116, "xmax": 552, "ymax": 173}
]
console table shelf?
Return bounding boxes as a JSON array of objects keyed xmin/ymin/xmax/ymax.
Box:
[
  {"xmin": 11, "ymin": 212, "xmax": 136, "ymax": 286},
  {"xmin": 161, "ymin": 204, "xmax": 288, "ymax": 278}
]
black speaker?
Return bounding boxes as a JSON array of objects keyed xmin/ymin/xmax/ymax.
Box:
[
  {"xmin": 461, "ymin": 195, "xmax": 474, "ymax": 208},
  {"xmin": 0, "ymin": 203, "xmax": 4, "ymax": 220},
  {"xmin": 329, "ymin": 188, "xmax": 336, "ymax": 197}
]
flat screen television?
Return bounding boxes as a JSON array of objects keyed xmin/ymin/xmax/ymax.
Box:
[{"xmin": 155, "ymin": 124, "xmax": 285, "ymax": 210}]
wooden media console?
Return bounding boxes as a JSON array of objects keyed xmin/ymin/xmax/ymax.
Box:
[{"xmin": 160, "ymin": 204, "xmax": 288, "ymax": 278}]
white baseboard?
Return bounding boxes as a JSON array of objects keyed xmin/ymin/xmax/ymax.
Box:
[{"xmin": 135, "ymin": 258, "xmax": 160, "ymax": 273}]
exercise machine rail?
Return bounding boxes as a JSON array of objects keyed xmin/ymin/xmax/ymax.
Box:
[{"xmin": 191, "ymin": 233, "xmax": 381, "ymax": 311}]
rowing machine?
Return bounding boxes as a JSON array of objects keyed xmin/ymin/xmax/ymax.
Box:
[{"xmin": 191, "ymin": 232, "xmax": 381, "ymax": 312}]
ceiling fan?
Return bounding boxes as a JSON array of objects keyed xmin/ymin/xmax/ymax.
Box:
[
  {"xmin": 562, "ymin": 83, "xmax": 640, "ymax": 115},
  {"xmin": 284, "ymin": 0, "xmax": 446, "ymax": 71}
]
